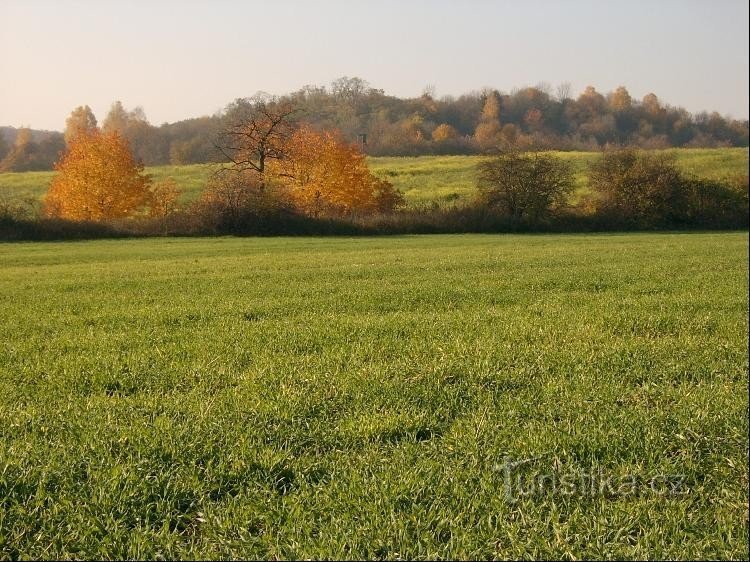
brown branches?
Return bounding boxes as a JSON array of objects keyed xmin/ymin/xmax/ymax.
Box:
[{"xmin": 214, "ymin": 96, "xmax": 297, "ymax": 177}]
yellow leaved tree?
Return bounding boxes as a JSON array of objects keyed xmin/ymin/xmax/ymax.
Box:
[
  {"xmin": 44, "ymin": 131, "xmax": 153, "ymax": 221},
  {"xmin": 272, "ymin": 125, "xmax": 403, "ymax": 216}
]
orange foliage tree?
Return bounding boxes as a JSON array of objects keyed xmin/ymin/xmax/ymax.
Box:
[
  {"xmin": 271, "ymin": 125, "xmax": 403, "ymax": 215},
  {"xmin": 432, "ymin": 123, "xmax": 459, "ymax": 142},
  {"xmin": 149, "ymin": 177, "xmax": 181, "ymax": 218},
  {"xmin": 44, "ymin": 131, "xmax": 153, "ymax": 221}
]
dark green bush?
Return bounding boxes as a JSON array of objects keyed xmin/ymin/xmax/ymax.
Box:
[
  {"xmin": 589, "ymin": 149, "xmax": 748, "ymax": 228},
  {"xmin": 476, "ymin": 150, "xmax": 574, "ymax": 222}
]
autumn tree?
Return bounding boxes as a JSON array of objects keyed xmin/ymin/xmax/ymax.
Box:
[
  {"xmin": 1, "ymin": 128, "xmax": 34, "ymax": 171},
  {"xmin": 474, "ymin": 90, "xmax": 502, "ymax": 150},
  {"xmin": 150, "ymin": 177, "xmax": 181, "ymax": 217},
  {"xmin": 608, "ymin": 86, "xmax": 632, "ymax": 112},
  {"xmin": 432, "ymin": 123, "xmax": 459, "ymax": 142},
  {"xmin": 101, "ymin": 101, "xmax": 164, "ymax": 165},
  {"xmin": 64, "ymin": 105, "xmax": 98, "ymax": 145},
  {"xmin": 44, "ymin": 131, "xmax": 153, "ymax": 221},
  {"xmin": 271, "ymin": 125, "xmax": 403, "ymax": 216},
  {"xmin": 102, "ymin": 101, "xmax": 131, "ymax": 133},
  {"xmin": 641, "ymin": 93, "xmax": 662, "ymax": 116}
]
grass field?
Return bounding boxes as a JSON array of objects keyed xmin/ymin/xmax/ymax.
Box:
[
  {"xmin": 1, "ymin": 233, "xmax": 747, "ymax": 559},
  {"xmin": 1, "ymin": 148, "xmax": 747, "ymax": 209}
]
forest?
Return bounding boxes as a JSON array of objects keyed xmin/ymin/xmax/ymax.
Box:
[{"xmin": 1, "ymin": 77, "xmax": 748, "ymax": 172}]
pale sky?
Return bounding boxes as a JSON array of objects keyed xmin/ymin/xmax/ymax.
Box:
[{"xmin": 1, "ymin": 0, "xmax": 748, "ymax": 131}]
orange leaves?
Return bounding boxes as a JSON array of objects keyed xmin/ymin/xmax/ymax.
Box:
[
  {"xmin": 44, "ymin": 131, "xmax": 153, "ymax": 221},
  {"xmin": 432, "ymin": 123, "xmax": 459, "ymax": 142},
  {"xmin": 150, "ymin": 177, "xmax": 181, "ymax": 218},
  {"xmin": 271, "ymin": 125, "xmax": 403, "ymax": 215}
]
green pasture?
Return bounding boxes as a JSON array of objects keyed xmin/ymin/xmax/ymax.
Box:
[{"xmin": 1, "ymin": 232, "xmax": 747, "ymax": 559}]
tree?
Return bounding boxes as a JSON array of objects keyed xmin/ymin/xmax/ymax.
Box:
[
  {"xmin": 588, "ymin": 149, "xmax": 686, "ymax": 225},
  {"xmin": 0, "ymin": 134, "xmax": 8, "ymax": 161},
  {"xmin": 476, "ymin": 149, "xmax": 574, "ymax": 221},
  {"xmin": 608, "ymin": 86, "xmax": 632, "ymax": 112},
  {"xmin": 330, "ymin": 76, "xmax": 371, "ymax": 103},
  {"xmin": 102, "ymin": 101, "xmax": 130, "ymax": 134},
  {"xmin": 150, "ymin": 177, "xmax": 181, "ymax": 217},
  {"xmin": 100, "ymin": 101, "xmax": 164, "ymax": 165},
  {"xmin": 64, "ymin": 105, "xmax": 98, "ymax": 145},
  {"xmin": 480, "ymin": 90, "xmax": 501, "ymax": 122},
  {"xmin": 432, "ymin": 123, "xmax": 459, "ymax": 142},
  {"xmin": 0, "ymin": 128, "xmax": 46, "ymax": 172},
  {"xmin": 215, "ymin": 96, "xmax": 297, "ymax": 183},
  {"xmin": 641, "ymin": 93, "xmax": 661, "ymax": 115},
  {"xmin": 576, "ymin": 86, "xmax": 607, "ymax": 120},
  {"xmin": 196, "ymin": 170, "xmax": 292, "ymax": 232},
  {"xmin": 474, "ymin": 91, "xmax": 502, "ymax": 150},
  {"xmin": 556, "ymin": 82, "xmax": 572, "ymax": 102},
  {"xmin": 44, "ymin": 131, "xmax": 153, "ymax": 221},
  {"xmin": 271, "ymin": 124, "xmax": 403, "ymax": 216}
]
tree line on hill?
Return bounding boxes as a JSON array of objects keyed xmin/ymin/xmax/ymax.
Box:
[
  {"xmin": 1, "ymin": 93, "xmax": 747, "ymax": 240},
  {"xmin": 1, "ymin": 77, "xmax": 748, "ymax": 172}
]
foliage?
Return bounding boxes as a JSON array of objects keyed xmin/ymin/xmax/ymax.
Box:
[
  {"xmin": 589, "ymin": 149, "xmax": 687, "ymax": 225},
  {"xmin": 473, "ymin": 91, "xmax": 503, "ymax": 150},
  {"xmin": 3, "ymin": 149, "xmax": 748, "ymax": 212},
  {"xmin": 681, "ymin": 174, "xmax": 749, "ymax": 227},
  {"xmin": 0, "ymin": 127, "xmax": 65, "ymax": 173},
  {"xmin": 588, "ymin": 149, "xmax": 749, "ymax": 227},
  {"xmin": 195, "ymin": 170, "xmax": 294, "ymax": 232},
  {"xmin": 0, "ymin": 133, "xmax": 9, "ymax": 161},
  {"xmin": 431, "ymin": 123, "xmax": 460, "ymax": 142},
  {"xmin": 43, "ymin": 131, "xmax": 153, "ymax": 221},
  {"xmin": 271, "ymin": 125, "xmax": 404, "ymax": 216},
  {"xmin": 101, "ymin": 101, "xmax": 167, "ymax": 166},
  {"xmin": 149, "ymin": 177, "xmax": 181, "ymax": 218},
  {"xmin": 476, "ymin": 150, "xmax": 574, "ymax": 220},
  {"xmin": 5, "ymin": 79, "xmax": 748, "ymax": 172},
  {"xmin": 64, "ymin": 105, "xmax": 98, "ymax": 145}
]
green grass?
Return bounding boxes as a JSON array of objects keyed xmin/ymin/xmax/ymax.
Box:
[
  {"xmin": 1, "ymin": 148, "xmax": 747, "ymax": 208},
  {"xmin": 0, "ymin": 232, "xmax": 747, "ymax": 559}
]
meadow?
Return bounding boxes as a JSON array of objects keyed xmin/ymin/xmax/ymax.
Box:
[
  {"xmin": 1, "ymin": 232, "xmax": 747, "ymax": 559},
  {"xmin": 1, "ymin": 148, "xmax": 747, "ymax": 208}
]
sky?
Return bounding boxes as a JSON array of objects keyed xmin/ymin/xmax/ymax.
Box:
[{"xmin": 1, "ymin": 0, "xmax": 748, "ymax": 131}]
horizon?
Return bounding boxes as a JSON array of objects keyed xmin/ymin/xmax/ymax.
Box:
[{"xmin": 1, "ymin": 0, "xmax": 748, "ymax": 131}]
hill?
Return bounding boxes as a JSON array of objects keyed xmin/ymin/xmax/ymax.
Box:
[{"xmin": 1, "ymin": 78, "xmax": 748, "ymax": 172}]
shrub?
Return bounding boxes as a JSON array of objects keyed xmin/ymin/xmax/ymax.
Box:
[
  {"xmin": 588, "ymin": 149, "xmax": 686, "ymax": 226},
  {"xmin": 149, "ymin": 177, "xmax": 181, "ymax": 218},
  {"xmin": 194, "ymin": 171, "xmax": 298, "ymax": 233},
  {"xmin": 590, "ymin": 149, "xmax": 748, "ymax": 228},
  {"xmin": 476, "ymin": 149, "xmax": 574, "ymax": 222},
  {"xmin": 682, "ymin": 174, "xmax": 749, "ymax": 228}
]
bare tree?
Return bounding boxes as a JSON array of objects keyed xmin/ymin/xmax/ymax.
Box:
[
  {"xmin": 477, "ymin": 148, "xmax": 574, "ymax": 221},
  {"xmin": 555, "ymin": 82, "xmax": 572, "ymax": 103},
  {"xmin": 214, "ymin": 95, "xmax": 297, "ymax": 182}
]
